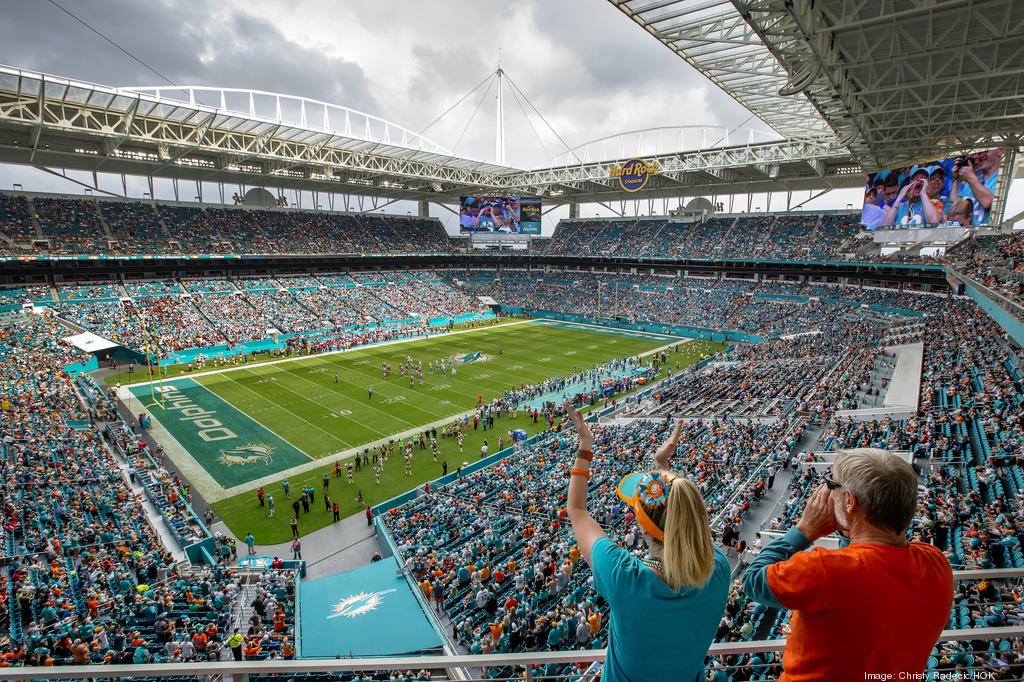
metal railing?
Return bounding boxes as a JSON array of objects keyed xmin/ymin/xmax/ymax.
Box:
[
  {"xmin": 952, "ymin": 268, "xmax": 1024, "ymax": 320},
  {"xmin": 0, "ymin": 627, "xmax": 1019, "ymax": 681}
]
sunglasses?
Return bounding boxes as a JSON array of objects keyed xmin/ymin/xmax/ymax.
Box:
[{"xmin": 823, "ymin": 476, "xmax": 843, "ymax": 491}]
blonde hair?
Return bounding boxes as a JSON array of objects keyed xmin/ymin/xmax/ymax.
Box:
[
  {"xmin": 947, "ymin": 198, "xmax": 974, "ymax": 225},
  {"xmin": 642, "ymin": 473, "xmax": 716, "ymax": 590}
]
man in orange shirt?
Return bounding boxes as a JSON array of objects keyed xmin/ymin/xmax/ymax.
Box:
[{"xmin": 742, "ymin": 448, "xmax": 952, "ymax": 681}]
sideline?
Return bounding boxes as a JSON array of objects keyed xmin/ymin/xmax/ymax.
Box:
[{"xmin": 533, "ymin": 317, "xmax": 687, "ymax": 342}]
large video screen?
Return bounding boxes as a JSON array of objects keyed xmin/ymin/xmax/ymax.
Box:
[
  {"xmin": 459, "ymin": 196, "xmax": 542, "ymax": 234},
  {"xmin": 861, "ymin": 148, "xmax": 1003, "ymax": 229}
]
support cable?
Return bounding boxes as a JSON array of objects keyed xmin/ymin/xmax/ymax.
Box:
[
  {"xmin": 46, "ymin": 0, "xmax": 176, "ymax": 87},
  {"xmin": 417, "ymin": 70, "xmax": 498, "ymax": 138},
  {"xmin": 503, "ymin": 73, "xmax": 583, "ymax": 166},
  {"xmin": 452, "ymin": 73, "xmax": 497, "ymax": 157},
  {"xmin": 507, "ymin": 80, "xmax": 552, "ymax": 161}
]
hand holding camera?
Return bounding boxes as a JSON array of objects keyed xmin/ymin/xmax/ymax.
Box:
[{"xmin": 955, "ymin": 156, "xmax": 976, "ymax": 181}]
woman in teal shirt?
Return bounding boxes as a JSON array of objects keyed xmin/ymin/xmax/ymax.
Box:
[{"xmin": 564, "ymin": 405, "xmax": 730, "ymax": 682}]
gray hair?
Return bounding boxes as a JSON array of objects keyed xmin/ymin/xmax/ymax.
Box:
[{"xmin": 833, "ymin": 448, "xmax": 918, "ymax": 534}]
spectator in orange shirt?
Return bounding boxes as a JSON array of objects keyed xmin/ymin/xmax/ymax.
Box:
[
  {"xmin": 742, "ymin": 448, "xmax": 953, "ymax": 681},
  {"xmin": 243, "ymin": 639, "xmax": 261, "ymax": 659},
  {"xmin": 70, "ymin": 639, "xmax": 90, "ymax": 663},
  {"xmin": 587, "ymin": 611, "xmax": 601, "ymax": 636},
  {"xmin": 192, "ymin": 630, "xmax": 207, "ymax": 654}
]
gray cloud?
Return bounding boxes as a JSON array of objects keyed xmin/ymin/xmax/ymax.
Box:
[
  {"xmin": 0, "ymin": 0, "xmax": 789, "ymax": 213},
  {"xmin": 0, "ymin": 0, "xmax": 379, "ymax": 111}
]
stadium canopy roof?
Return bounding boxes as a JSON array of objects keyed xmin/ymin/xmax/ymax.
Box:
[
  {"xmin": 610, "ymin": 0, "xmax": 835, "ymax": 142},
  {"xmin": 610, "ymin": 0, "xmax": 1024, "ymax": 169},
  {"xmin": 0, "ymin": 64, "xmax": 865, "ymax": 205}
]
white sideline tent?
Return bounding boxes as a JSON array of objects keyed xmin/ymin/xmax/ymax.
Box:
[{"xmin": 63, "ymin": 331, "xmax": 120, "ymax": 353}]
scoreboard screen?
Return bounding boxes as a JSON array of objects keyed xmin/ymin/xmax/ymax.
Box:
[{"xmin": 459, "ymin": 196, "xmax": 541, "ymax": 234}]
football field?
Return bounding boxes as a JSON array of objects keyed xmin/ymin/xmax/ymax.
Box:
[{"xmin": 129, "ymin": 319, "xmax": 718, "ymax": 542}]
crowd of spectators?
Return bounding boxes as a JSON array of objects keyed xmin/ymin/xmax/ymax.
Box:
[
  {"xmin": 53, "ymin": 300, "xmax": 151, "ymax": 351},
  {"xmin": 463, "ymin": 271, "xmax": 949, "ymax": 338},
  {"xmin": 36, "ymin": 273, "xmax": 486, "ymax": 355},
  {"xmin": 384, "ymin": 414, "xmax": 799, "ymax": 678},
  {"xmin": 7, "ymin": 191, "xmax": 1022, "ymax": 299},
  {"xmin": 56, "ymin": 284, "xmax": 121, "ymax": 302},
  {"xmin": 32, "ymin": 198, "xmax": 108, "ymax": 255},
  {"xmin": 0, "ymin": 313, "xmax": 300, "ymax": 666},
  {"xmin": 135, "ymin": 296, "xmax": 224, "ymax": 353},
  {"xmin": 0, "ymin": 193, "xmax": 38, "ymax": 244},
  {"xmin": 542, "ymin": 213, "xmax": 860, "ymax": 261},
  {"xmin": 952, "ymin": 231, "xmax": 1023, "ymax": 309},
  {"xmin": 0, "ymin": 195, "xmax": 457, "ymax": 256},
  {"xmin": 98, "ymin": 201, "xmax": 172, "ymax": 255},
  {"xmin": 154, "ymin": 205, "xmax": 452, "ymax": 255}
]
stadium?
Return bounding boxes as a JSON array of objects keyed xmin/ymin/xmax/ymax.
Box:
[{"xmin": 0, "ymin": 0, "xmax": 1022, "ymax": 679}]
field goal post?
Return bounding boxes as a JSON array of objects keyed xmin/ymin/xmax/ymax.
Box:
[{"xmin": 141, "ymin": 329, "xmax": 168, "ymax": 410}]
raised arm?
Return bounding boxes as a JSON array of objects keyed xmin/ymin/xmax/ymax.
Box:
[
  {"xmin": 919, "ymin": 184, "xmax": 943, "ymax": 224},
  {"xmin": 960, "ymin": 163, "xmax": 994, "ymax": 210},
  {"xmin": 742, "ymin": 485, "xmax": 836, "ymax": 611},
  {"xmin": 880, "ymin": 182, "xmax": 912, "ymax": 227},
  {"xmin": 653, "ymin": 418, "xmax": 684, "ymax": 469},
  {"xmin": 563, "ymin": 402, "xmax": 606, "ymax": 566}
]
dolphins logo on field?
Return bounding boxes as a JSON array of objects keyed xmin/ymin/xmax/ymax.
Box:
[
  {"xmin": 217, "ymin": 443, "xmax": 274, "ymax": 467},
  {"xmin": 327, "ymin": 589, "xmax": 397, "ymax": 619},
  {"xmin": 451, "ymin": 352, "xmax": 489, "ymax": 364}
]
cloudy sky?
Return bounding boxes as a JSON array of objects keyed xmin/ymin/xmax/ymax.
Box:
[{"xmin": 0, "ymin": 0, "xmax": 1017, "ymax": 230}]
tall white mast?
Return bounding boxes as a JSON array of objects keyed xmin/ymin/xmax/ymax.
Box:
[{"xmin": 494, "ymin": 49, "xmax": 506, "ymax": 165}]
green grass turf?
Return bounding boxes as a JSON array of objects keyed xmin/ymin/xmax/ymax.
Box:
[
  {"xmin": 194, "ymin": 321, "xmax": 674, "ymax": 458},
  {"xmin": 104, "ymin": 318, "xmax": 527, "ymax": 386},
  {"xmin": 196, "ymin": 323, "xmax": 719, "ymax": 544}
]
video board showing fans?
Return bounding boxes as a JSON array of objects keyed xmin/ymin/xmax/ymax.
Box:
[
  {"xmin": 861, "ymin": 148, "xmax": 1003, "ymax": 229},
  {"xmin": 459, "ymin": 196, "xmax": 542, "ymax": 234}
]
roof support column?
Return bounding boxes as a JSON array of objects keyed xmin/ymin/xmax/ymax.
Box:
[{"xmin": 418, "ymin": 200, "xmax": 429, "ymax": 218}]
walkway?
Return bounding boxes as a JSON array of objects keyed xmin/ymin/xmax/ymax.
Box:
[
  {"xmin": 212, "ymin": 509, "xmax": 381, "ymax": 580},
  {"xmin": 102, "ymin": 415, "xmax": 188, "ymax": 562},
  {"xmin": 732, "ymin": 421, "xmax": 825, "ymax": 565},
  {"xmin": 884, "ymin": 342, "xmax": 923, "ymax": 410}
]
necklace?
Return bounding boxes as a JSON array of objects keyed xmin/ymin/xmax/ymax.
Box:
[
  {"xmin": 855, "ymin": 535, "xmax": 909, "ymax": 547},
  {"xmin": 641, "ymin": 556, "xmax": 664, "ymax": 574}
]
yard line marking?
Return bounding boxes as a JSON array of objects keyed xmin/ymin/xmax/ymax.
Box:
[{"xmin": 215, "ymin": 370, "xmax": 356, "ymax": 451}]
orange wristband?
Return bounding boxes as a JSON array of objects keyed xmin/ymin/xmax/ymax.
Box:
[
  {"xmin": 577, "ymin": 450, "xmax": 594, "ymax": 462},
  {"xmin": 570, "ymin": 468, "xmax": 591, "ymax": 479}
]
